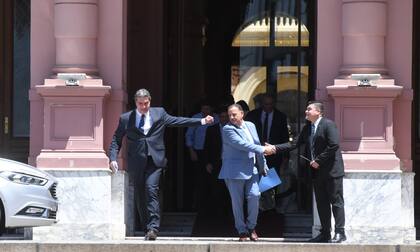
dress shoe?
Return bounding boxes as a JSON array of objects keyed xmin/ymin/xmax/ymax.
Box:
[
  {"xmin": 308, "ymin": 233, "xmax": 331, "ymax": 243},
  {"xmin": 238, "ymin": 233, "xmax": 249, "ymax": 242},
  {"xmin": 145, "ymin": 230, "xmax": 157, "ymax": 241},
  {"xmin": 249, "ymin": 230, "xmax": 259, "ymax": 241},
  {"xmin": 329, "ymin": 233, "xmax": 346, "ymax": 243}
]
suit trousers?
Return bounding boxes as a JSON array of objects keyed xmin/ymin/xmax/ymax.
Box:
[
  {"xmin": 225, "ymin": 174, "xmax": 260, "ymax": 234},
  {"xmin": 313, "ymin": 176, "xmax": 345, "ymax": 234},
  {"xmin": 133, "ymin": 156, "xmax": 162, "ymax": 232}
]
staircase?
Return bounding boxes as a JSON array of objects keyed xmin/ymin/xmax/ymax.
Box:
[
  {"xmin": 283, "ymin": 213, "xmax": 312, "ymax": 238},
  {"xmin": 134, "ymin": 212, "xmax": 197, "ymax": 237}
]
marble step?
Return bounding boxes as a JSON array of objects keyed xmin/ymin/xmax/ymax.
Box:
[{"xmin": 0, "ymin": 240, "xmax": 419, "ymax": 252}]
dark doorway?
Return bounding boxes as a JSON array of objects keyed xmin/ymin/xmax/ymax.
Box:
[
  {"xmin": 127, "ymin": 0, "xmax": 316, "ymax": 237},
  {"xmin": 412, "ymin": 0, "xmax": 420, "ymax": 240},
  {"xmin": 0, "ymin": 0, "xmax": 30, "ymax": 163}
]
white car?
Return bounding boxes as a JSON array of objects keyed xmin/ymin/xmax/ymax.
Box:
[{"xmin": 0, "ymin": 158, "xmax": 58, "ymax": 232}]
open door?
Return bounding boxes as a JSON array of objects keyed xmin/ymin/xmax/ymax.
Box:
[{"xmin": 0, "ymin": 0, "xmax": 30, "ymax": 163}]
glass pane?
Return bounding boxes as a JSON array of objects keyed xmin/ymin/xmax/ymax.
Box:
[
  {"xmin": 274, "ymin": 16, "xmax": 309, "ymax": 47},
  {"xmin": 231, "ymin": 66, "xmax": 267, "ymax": 110},
  {"xmin": 276, "ymin": 51, "xmax": 311, "ymax": 212},
  {"xmin": 274, "ymin": 0, "xmax": 309, "ymax": 47},
  {"xmin": 13, "ymin": 0, "xmax": 30, "ymax": 137},
  {"xmin": 232, "ymin": 0, "xmax": 269, "ymax": 47},
  {"xmin": 232, "ymin": 17, "xmax": 270, "ymax": 47},
  {"xmin": 276, "ymin": 53, "xmax": 309, "ymax": 136}
]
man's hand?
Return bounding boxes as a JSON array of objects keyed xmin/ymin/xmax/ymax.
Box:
[
  {"xmin": 205, "ymin": 163, "xmax": 213, "ymax": 174},
  {"xmin": 263, "ymin": 143, "xmax": 276, "ymax": 156},
  {"xmin": 310, "ymin": 160, "xmax": 320, "ymax": 169},
  {"xmin": 110, "ymin": 161, "xmax": 119, "ymax": 174},
  {"xmin": 204, "ymin": 115, "xmax": 214, "ymax": 124},
  {"xmin": 261, "ymin": 166, "xmax": 269, "ymax": 176},
  {"xmin": 189, "ymin": 148, "xmax": 198, "ymax": 162}
]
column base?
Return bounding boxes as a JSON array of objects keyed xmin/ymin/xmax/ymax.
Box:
[
  {"xmin": 32, "ymin": 169, "xmax": 129, "ymax": 241},
  {"xmin": 36, "ymin": 150, "xmax": 109, "ymax": 169},
  {"xmin": 312, "ymin": 171, "xmax": 415, "ymax": 244},
  {"xmin": 342, "ymin": 153, "xmax": 400, "ymax": 170}
]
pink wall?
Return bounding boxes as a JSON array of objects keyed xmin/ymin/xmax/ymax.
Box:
[
  {"xmin": 387, "ymin": 0, "xmax": 413, "ymax": 171},
  {"xmin": 317, "ymin": 0, "xmax": 413, "ymax": 171},
  {"xmin": 29, "ymin": 0, "xmax": 56, "ymax": 165},
  {"xmin": 316, "ymin": 0, "xmax": 342, "ymax": 119},
  {"xmin": 97, "ymin": 0, "xmax": 127, "ymax": 158},
  {"xmin": 30, "ymin": 0, "xmax": 127, "ymax": 166}
]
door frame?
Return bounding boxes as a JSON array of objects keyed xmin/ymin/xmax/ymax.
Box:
[{"xmin": 0, "ymin": 0, "xmax": 29, "ymax": 162}]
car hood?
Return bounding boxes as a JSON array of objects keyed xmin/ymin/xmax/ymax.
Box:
[{"xmin": 0, "ymin": 158, "xmax": 54, "ymax": 180}]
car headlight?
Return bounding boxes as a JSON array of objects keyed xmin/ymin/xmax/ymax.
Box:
[{"xmin": 0, "ymin": 171, "xmax": 48, "ymax": 186}]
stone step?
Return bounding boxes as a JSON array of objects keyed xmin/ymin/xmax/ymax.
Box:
[
  {"xmin": 0, "ymin": 228, "xmax": 25, "ymax": 240},
  {"xmin": 283, "ymin": 213, "xmax": 312, "ymax": 238},
  {"xmin": 135, "ymin": 212, "xmax": 197, "ymax": 237},
  {"xmin": 0, "ymin": 240, "xmax": 419, "ymax": 252}
]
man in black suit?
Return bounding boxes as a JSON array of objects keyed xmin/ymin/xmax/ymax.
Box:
[
  {"xmin": 108, "ymin": 89, "xmax": 214, "ymax": 240},
  {"xmin": 202, "ymin": 107, "xmax": 230, "ymax": 215},
  {"xmin": 246, "ymin": 94, "xmax": 289, "ymax": 173},
  {"xmin": 266, "ymin": 101, "xmax": 346, "ymax": 243},
  {"xmin": 246, "ymin": 94, "xmax": 289, "ymax": 210}
]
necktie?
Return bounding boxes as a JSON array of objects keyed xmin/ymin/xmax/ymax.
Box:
[
  {"xmin": 138, "ymin": 114, "xmax": 145, "ymax": 132},
  {"xmin": 262, "ymin": 112, "xmax": 268, "ymax": 143},
  {"xmin": 309, "ymin": 123, "xmax": 315, "ymax": 159}
]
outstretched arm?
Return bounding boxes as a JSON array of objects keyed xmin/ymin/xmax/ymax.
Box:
[{"xmin": 164, "ymin": 110, "xmax": 212, "ymax": 127}]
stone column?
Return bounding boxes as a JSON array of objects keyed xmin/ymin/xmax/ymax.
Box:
[
  {"xmin": 319, "ymin": 0, "xmax": 415, "ymax": 244},
  {"xmin": 53, "ymin": 0, "xmax": 98, "ymax": 74},
  {"xmin": 341, "ymin": 0, "xmax": 387, "ymax": 74},
  {"xmin": 32, "ymin": 0, "xmax": 127, "ymax": 241}
]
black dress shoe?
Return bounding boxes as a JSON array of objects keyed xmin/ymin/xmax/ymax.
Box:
[
  {"xmin": 308, "ymin": 233, "xmax": 331, "ymax": 243},
  {"xmin": 145, "ymin": 230, "xmax": 158, "ymax": 241},
  {"xmin": 329, "ymin": 233, "xmax": 346, "ymax": 243}
]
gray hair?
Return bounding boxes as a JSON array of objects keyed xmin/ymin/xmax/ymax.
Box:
[
  {"xmin": 134, "ymin": 89, "xmax": 152, "ymax": 100},
  {"xmin": 308, "ymin": 101, "xmax": 324, "ymax": 115},
  {"xmin": 228, "ymin": 103, "xmax": 243, "ymax": 112}
]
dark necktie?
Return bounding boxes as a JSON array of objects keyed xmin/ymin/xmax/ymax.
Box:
[
  {"xmin": 309, "ymin": 123, "xmax": 315, "ymax": 159},
  {"xmin": 138, "ymin": 114, "xmax": 145, "ymax": 132},
  {"xmin": 262, "ymin": 112, "xmax": 268, "ymax": 143}
]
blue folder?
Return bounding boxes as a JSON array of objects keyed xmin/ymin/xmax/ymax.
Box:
[{"xmin": 259, "ymin": 168, "xmax": 282, "ymax": 193}]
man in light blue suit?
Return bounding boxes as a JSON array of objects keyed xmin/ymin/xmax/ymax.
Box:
[{"xmin": 219, "ymin": 104, "xmax": 275, "ymax": 241}]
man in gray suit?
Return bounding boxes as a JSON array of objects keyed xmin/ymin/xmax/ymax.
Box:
[
  {"xmin": 219, "ymin": 104, "xmax": 274, "ymax": 241},
  {"xmin": 108, "ymin": 89, "xmax": 214, "ymax": 240}
]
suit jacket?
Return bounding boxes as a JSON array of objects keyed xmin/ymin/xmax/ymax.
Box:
[
  {"xmin": 245, "ymin": 108, "xmax": 289, "ymax": 168},
  {"xmin": 203, "ymin": 123, "xmax": 223, "ymax": 172},
  {"xmin": 109, "ymin": 107, "xmax": 202, "ymax": 173},
  {"xmin": 275, "ymin": 117, "xmax": 344, "ymax": 179},
  {"xmin": 218, "ymin": 121, "xmax": 268, "ymax": 180}
]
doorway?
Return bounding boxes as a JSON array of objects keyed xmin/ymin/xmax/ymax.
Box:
[
  {"xmin": 126, "ymin": 0, "xmax": 316, "ymax": 237},
  {"xmin": 0, "ymin": 0, "xmax": 30, "ymax": 163},
  {"xmin": 412, "ymin": 0, "xmax": 420, "ymax": 239}
]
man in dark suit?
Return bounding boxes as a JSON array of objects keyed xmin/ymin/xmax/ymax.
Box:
[
  {"xmin": 246, "ymin": 94, "xmax": 289, "ymax": 210},
  {"xmin": 202, "ymin": 107, "xmax": 229, "ymax": 215},
  {"xmin": 266, "ymin": 101, "xmax": 346, "ymax": 243},
  {"xmin": 108, "ymin": 89, "xmax": 214, "ymax": 240},
  {"xmin": 246, "ymin": 94, "xmax": 289, "ymax": 173}
]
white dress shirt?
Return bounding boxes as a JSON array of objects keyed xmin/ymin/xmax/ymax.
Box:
[{"xmin": 136, "ymin": 110, "xmax": 152, "ymax": 135}]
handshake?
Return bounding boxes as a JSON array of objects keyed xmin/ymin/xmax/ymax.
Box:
[{"xmin": 263, "ymin": 143, "xmax": 276, "ymax": 156}]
